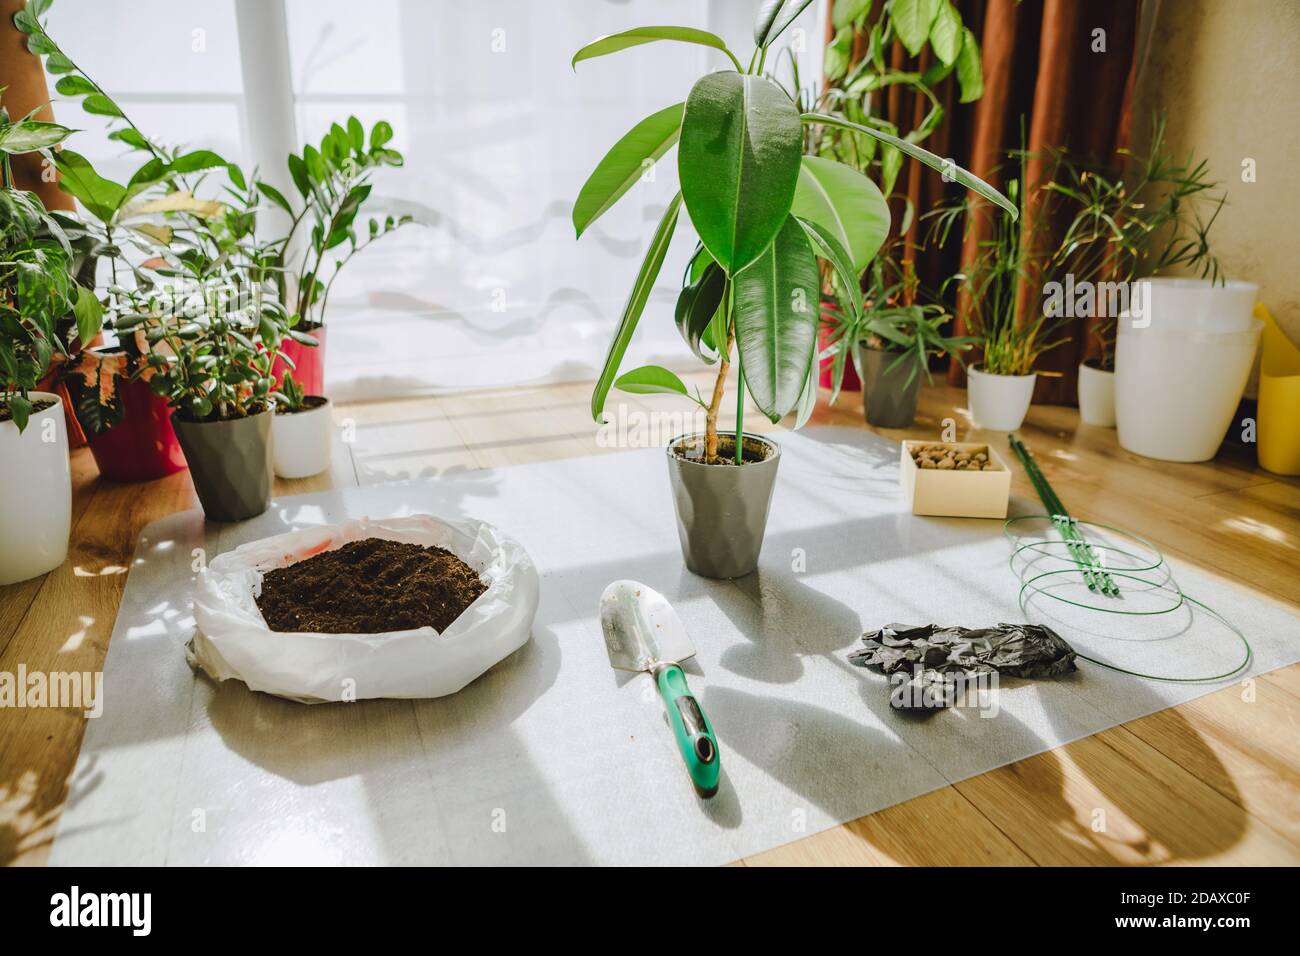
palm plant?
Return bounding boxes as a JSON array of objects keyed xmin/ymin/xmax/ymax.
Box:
[
  {"xmin": 1046, "ymin": 114, "xmax": 1225, "ymax": 370},
  {"xmin": 572, "ymin": 1, "xmax": 1014, "ymax": 465}
]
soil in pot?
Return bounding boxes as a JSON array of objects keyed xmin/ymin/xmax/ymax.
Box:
[
  {"xmin": 671, "ymin": 434, "xmax": 772, "ymax": 465},
  {"xmin": 0, "ymin": 397, "xmax": 55, "ymax": 423},
  {"xmin": 276, "ymin": 395, "xmax": 329, "ymax": 416},
  {"xmin": 256, "ymin": 537, "xmax": 487, "ymax": 634}
]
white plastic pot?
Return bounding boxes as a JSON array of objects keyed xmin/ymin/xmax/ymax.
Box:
[
  {"xmin": 966, "ymin": 366, "xmax": 1037, "ymax": 432},
  {"xmin": 271, "ymin": 396, "xmax": 332, "ymax": 479},
  {"xmin": 1115, "ymin": 320, "xmax": 1263, "ymax": 462},
  {"xmin": 1130, "ymin": 278, "xmax": 1258, "ymax": 333},
  {"xmin": 0, "ymin": 391, "xmax": 72, "ymax": 585},
  {"xmin": 1077, "ymin": 361, "xmax": 1116, "ymax": 428}
]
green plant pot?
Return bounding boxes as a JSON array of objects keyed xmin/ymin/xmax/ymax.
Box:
[
  {"xmin": 666, "ymin": 433, "xmax": 780, "ymax": 580},
  {"xmin": 860, "ymin": 346, "xmax": 921, "ymax": 428},
  {"xmin": 173, "ymin": 407, "xmax": 274, "ymax": 521}
]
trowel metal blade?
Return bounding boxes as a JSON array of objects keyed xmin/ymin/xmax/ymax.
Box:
[{"xmin": 599, "ymin": 580, "xmax": 696, "ymax": 673}]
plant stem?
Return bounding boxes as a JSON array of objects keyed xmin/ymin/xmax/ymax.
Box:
[
  {"xmin": 735, "ymin": 363, "xmax": 745, "ymax": 464},
  {"xmin": 705, "ymin": 325, "xmax": 734, "ymax": 465}
]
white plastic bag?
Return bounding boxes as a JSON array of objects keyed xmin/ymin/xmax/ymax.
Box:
[{"xmin": 189, "ymin": 515, "xmax": 539, "ymax": 703}]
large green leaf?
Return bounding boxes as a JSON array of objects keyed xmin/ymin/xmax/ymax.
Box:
[
  {"xmin": 796, "ymin": 216, "xmax": 863, "ymax": 322},
  {"xmin": 929, "ymin": 1, "xmax": 963, "ymax": 66},
  {"xmin": 572, "ymin": 26, "xmax": 740, "ymax": 71},
  {"xmin": 680, "ymin": 72, "xmax": 802, "ymax": 274},
  {"xmin": 72, "ymin": 285, "xmax": 103, "ymax": 347},
  {"xmin": 892, "ymin": 0, "xmax": 941, "ymax": 56},
  {"xmin": 734, "ymin": 215, "xmax": 820, "ymax": 421},
  {"xmin": 754, "ymin": 0, "xmax": 817, "ymax": 48},
  {"xmin": 614, "ymin": 364, "xmax": 699, "ymax": 403},
  {"xmin": 54, "ymin": 150, "xmax": 126, "ymax": 223},
  {"xmin": 791, "ymin": 155, "xmax": 890, "ymax": 273},
  {"xmin": 802, "ymin": 112, "xmax": 1016, "ymax": 219},
  {"xmin": 574, "ymin": 101, "xmax": 682, "ymax": 238},
  {"xmin": 591, "ymin": 193, "xmax": 682, "ymax": 423},
  {"xmin": 955, "ymin": 28, "xmax": 984, "ymax": 103},
  {"xmin": 0, "ymin": 119, "xmax": 73, "ymax": 154},
  {"xmin": 675, "ymin": 259, "xmax": 725, "ymax": 362}
]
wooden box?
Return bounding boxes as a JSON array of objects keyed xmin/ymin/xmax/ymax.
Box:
[{"xmin": 900, "ymin": 441, "xmax": 1011, "ymax": 519}]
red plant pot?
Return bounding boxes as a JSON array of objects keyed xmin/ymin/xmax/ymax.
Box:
[
  {"xmin": 86, "ymin": 376, "xmax": 187, "ymax": 482},
  {"xmin": 273, "ymin": 326, "xmax": 327, "ymax": 396},
  {"xmin": 818, "ymin": 305, "xmax": 861, "ymax": 392}
]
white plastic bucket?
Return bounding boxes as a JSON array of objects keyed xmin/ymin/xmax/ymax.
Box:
[
  {"xmin": 1115, "ymin": 320, "xmax": 1262, "ymax": 462},
  {"xmin": 1130, "ymin": 278, "xmax": 1258, "ymax": 333}
]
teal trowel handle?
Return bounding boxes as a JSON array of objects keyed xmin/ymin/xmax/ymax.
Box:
[{"xmin": 653, "ymin": 662, "xmax": 720, "ymax": 798}]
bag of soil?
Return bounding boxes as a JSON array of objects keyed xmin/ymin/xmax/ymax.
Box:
[
  {"xmin": 190, "ymin": 515, "xmax": 539, "ymax": 703},
  {"xmin": 849, "ymin": 623, "xmax": 1077, "ymax": 711}
]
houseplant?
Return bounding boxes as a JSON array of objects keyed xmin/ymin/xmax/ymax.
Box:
[
  {"xmin": 271, "ymin": 370, "xmax": 332, "ymax": 480},
  {"xmin": 571, "ymin": 1, "xmax": 1014, "ymax": 577},
  {"xmin": 803, "ymin": 0, "xmax": 985, "ymax": 393},
  {"xmin": 929, "ymin": 145, "xmax": 1065, "ymax": 432},
  {"xmin": 820, "ymin": 249, "xmax": 972, "ymax": 427},
  {"xmin": 0, "ymin": 99, "xmax": 102, "ymax": 583},
  {"xmin": 1048, "ymin": 115, "xmax": 1225, "ymax": 427},
  {"xmin": 258, "ymin": 120, "xmax": 413, "ymax": 395}
]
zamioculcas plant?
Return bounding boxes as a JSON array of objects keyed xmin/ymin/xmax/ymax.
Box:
[{"xmin": 571, "ymin": 0, "xmax": 1013, "ymax": 577}]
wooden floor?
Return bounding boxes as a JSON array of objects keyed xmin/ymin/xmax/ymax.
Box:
[{"xmin": 2, "ymin": 375, "xmax": 1298, "ymax": 866}]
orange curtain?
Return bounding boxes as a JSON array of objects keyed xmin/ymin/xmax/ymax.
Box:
[
  {"xmin": 1, "ymin": 0, "xmax": 72, "ymax": 210},
  {"xmin": 840, "ymin": 0, "xmax": 1142, "ymax": 404}
]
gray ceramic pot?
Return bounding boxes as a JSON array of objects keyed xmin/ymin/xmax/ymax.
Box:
[
  {"xmin": 666, "ymin": 432, "xmax": 780, "ymax": 580},
  {"xmin": 860, "ymin": 345, "xmax": 921, "ymax": 428},
  {"xmin": 173, "ymin": 406, "xmax": 274, "ymax": 521}
]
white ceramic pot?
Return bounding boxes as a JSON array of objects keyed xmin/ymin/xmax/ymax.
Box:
[
  {"xmin": 1130, "ymin": 277, "xmax": 1258, "ymax": 333},
  {"xmin": 0, "ymin": 391, "xmax": 72, "ymax": 585},
  {"xmin": 1115, "ymin": 320, "xmax": 1263, "ymax": 462},
  {"xmin": 272, "ymin": 396, "xmax": 332, "ymax": 479},
  {"xmin": 1077, "ymin": 361, "xmax": 1116, "ymax": 428},
  {"xmin": 966, "ymin": 366, "xmax": 1037, "ymax": 432}
]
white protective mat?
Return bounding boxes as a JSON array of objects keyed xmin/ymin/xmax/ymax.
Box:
[{"xmin": 51, "ymin": 427, "xmax": 1300, "ymax": 865}]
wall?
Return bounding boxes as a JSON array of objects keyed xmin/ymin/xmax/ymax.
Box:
[{"xmin": 1133, "ymin": 0, "xmax": 1300, "ymax": 370}]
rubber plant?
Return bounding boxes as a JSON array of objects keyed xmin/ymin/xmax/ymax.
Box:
[{"xmin": 572, "ymin": 0, "xmax": 1014, "ymax": 465}]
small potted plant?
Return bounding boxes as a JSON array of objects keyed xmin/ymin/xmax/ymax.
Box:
[
  {"xmin": 271, "ymin": 371, "xmax": 332, "ymax": 479},
  {"xmin": 1048, "ymin": 116, "xmax": 1226, "ymax": 428},
  {"xmin": 0, "ymin": 103, "xmax": 102, "ymax": 583},
  {"xmin": 120, "ymin": 275, "xmax": 289, "ymax": 522},
  {"xmin": 930, "ymin": 148, "xmax": 1064, "ymax": 433},
  {"xmin": 571, "ymin": 2, "xmax": 1014, "ymax": 577},
  {"xmin": 257, "ymin": 120, "xmax": 413, "ymax": 396},
  {"xmin": 822, "ymin": 252, "xmax": 973, "ymax": 428},
  {"xmin": 857, "ymin": 303, "xmax": 973, "ymax": 428}
]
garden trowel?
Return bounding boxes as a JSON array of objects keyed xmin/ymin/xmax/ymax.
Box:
[{"xmin": 599, "ymin": 580, "xmax": 720, "ymax": 798}]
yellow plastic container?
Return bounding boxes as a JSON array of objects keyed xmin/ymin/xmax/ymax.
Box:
[{"xmin": 1257, "ymin": 303, "xmax": 1300, "ymax": 475}]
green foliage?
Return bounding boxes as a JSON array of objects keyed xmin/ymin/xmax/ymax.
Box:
[
  {"xmin": 275, "ymin": 369, "xmax": 306, "ymax": 412},
  {"xmin": 572, "ymin": 0, "xmax": 1010, "ymax": 460},
  {"xmin": 1045, "ymin": 114, "xmax": 1225, "ymax": 369},
  {"xmin": 264, "ymin": 119, "xmax": 412, "ymax": 330},
  {"xmin": 0, "ymin": 91, "xmax": 97, "ymax": 431}
]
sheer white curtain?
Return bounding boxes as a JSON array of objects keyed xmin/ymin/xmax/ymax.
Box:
[{"xmin": 44, "ymin": 0, "xmax": 825, "ymax": 400}]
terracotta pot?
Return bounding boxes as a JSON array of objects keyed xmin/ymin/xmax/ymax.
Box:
[
  {"xmin": 272, "ymin": 325, "xmax": 326, "ymax": 396},
  {"xmin": 817, "ymin": 305, "xmax": 860, "ymax": 392},
  {"xmin": 85, "ymin": 374, "xmax": 187, "ymax": 482}
]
